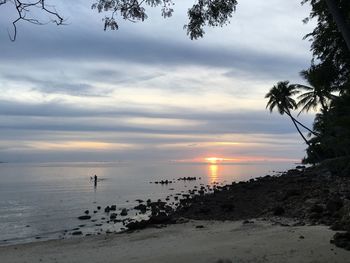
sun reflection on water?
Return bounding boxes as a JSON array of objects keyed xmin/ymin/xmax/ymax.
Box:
[{"xmin": 209, "ymin": 164, "xmax": 219, "ymax": 184}]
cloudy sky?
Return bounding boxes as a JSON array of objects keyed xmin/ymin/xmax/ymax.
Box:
[{"xmin": 0, "ymin": 0, "xmax": 316, "ymax": 163}]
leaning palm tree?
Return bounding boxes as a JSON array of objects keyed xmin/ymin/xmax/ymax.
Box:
[
  {"xmin": 296, "ymin": 65, "xmax": 336, "ymax": 115},
  {"xmin": 265, "ymin": 81, "xmax": 311, "ymax": 146}
]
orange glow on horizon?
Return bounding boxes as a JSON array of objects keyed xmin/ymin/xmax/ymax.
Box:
[
  {"xmin": 205, "ymin": 157, "xmax": 224, "ymax": 163},
  {"xmin": 172, "ymin": 156, "xmax": 299, "ymax": 164}
]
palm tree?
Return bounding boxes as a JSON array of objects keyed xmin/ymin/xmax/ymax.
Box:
[
  {"xmin": 265, "ymin": 81, "xmax": 311, "ymax": 146},
  {"xmin": 296, "ymin": 65, "xmax": 336, "ymax": 115}
]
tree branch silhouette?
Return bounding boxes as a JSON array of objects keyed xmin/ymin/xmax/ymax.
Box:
[{"xmin": 3, "ymin": 0, "xmax": 64, "ymax": 41}]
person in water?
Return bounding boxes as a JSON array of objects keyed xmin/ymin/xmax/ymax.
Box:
[{"xmin": 94, "ymin": 175, "xmax": 97, "ymax": 186}]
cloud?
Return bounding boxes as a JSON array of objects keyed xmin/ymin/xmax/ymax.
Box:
[
  {"xmin": 0, "ymin": 99, "xmax": 314, "ymax": 135},
  {"xmin": 0, "ymin": 0, "xmax": 315, "ymax": 162}
]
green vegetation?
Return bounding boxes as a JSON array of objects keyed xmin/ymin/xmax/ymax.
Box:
[{"xmin": 266, "ymin": 0, "xmax": 350, "ymax": 171}]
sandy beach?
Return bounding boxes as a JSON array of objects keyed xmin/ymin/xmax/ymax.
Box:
[{"xmin": 0, "ymin": 219, "xmax": 348, "ymax": 263}]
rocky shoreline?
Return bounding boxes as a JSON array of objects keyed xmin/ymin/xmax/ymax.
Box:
[
  {"xmin": 125, "ymin": 165, "xmax": 350, "ymax": 250},
  {"xmin": 9, "ymin": 165, "xmax": 349, "ymax": 251}
]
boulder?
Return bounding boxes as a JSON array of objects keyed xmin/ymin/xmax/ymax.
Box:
[{"xmin": 331, "ymin": 232, "xmax": 350, "ymax": 250}]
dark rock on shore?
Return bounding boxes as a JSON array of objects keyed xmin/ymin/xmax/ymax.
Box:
[
  {"xmin": 134, "ymin": 204, "xmax": 147, "ymax": 214},
  {"xmin": 174, "ymin": 166, "xmax": 350, "ymax": 236},
  {"xmin": 273, "ymin": 206, "xmax": 285, "ymax": 216},
  {"xmin": 125, "ymin": 220, "xmax": 149, "ymax": 230},
  {"xmin": 331, "ymin": 232, "xmax": 350, "ymax": 250}
]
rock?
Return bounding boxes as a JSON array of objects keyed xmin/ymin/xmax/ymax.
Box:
[
  {"xmin": 195, "ymin": 225, "xmax": 204, "ymax": 229},
  {"xmin": 110, "ymin": 213, "xmax": 117, "ymax": 220},
  {"xmin": 220, "ymin": 203, "xmax": 235, "ymax": 212},
  {"xmin": 282, "ymin": 189, "xmax": 300, "ymax": 200},
  {"xmin": 126, "ymin": 220, "xmax": 149, "ymax": 230},
  {"xmin": 134, "ymin": 204, "xmax": 147, "ymax": 213},
  {"xmin": 110, "ymin": 205, "xmax": 117, "ymax": 211},
  {"xmin": 331, "ymin": 232, "xmax": 350, "ymax": 250},
  {"xmin": 178, "ymin": 177, "xmax": 197, "ymax": 181},
  {"xmin": 104, "ymin": 206, "xmax": 110, "ymax": 213},
  {"xmin": 97, "ymin": 206, "xmax": 101, "ymax": 210},
  {"xmin": 309, "ymin": 204, "xmax": 324, "ymax": 214},
  {"xmin": 84, "ymin": 210, "xmax": 89, "ymax": 215},
  {"xmin": 120, "ymin": 208, "xmax": 128, "ymax": 216},
  {"xmin": 72, "ymin": 231, "xmax": 82, "ymax": 236},
  {"xmin": 273, "ymin": 206, "xmax": 285, "ymax": 216},
  {"xmin": 198, "ymin": 207, "xmax": 211, "ymax": 214},
  {"xmin": 78, "ymin": 215, "xmax": 91, "ymax": 220},
  {"xmin": 326, "ymin": 197, "xmax": 343, "ymax": 214},
  {"xmin": 149, "ymin": 212, "xmax": 174, "ymax": 224}
]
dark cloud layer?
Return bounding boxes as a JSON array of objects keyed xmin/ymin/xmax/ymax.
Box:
[
  {"xmin": 0, "ymin": 99, "xmax": 314, "ymax": 135},
  {"xmin": 0, "ymin": 30, "xmax": 307, "ymax": 81}
]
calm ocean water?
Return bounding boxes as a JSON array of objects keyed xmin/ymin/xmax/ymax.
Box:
[{"xmin": 0, "ymin": 161, "xmax": 294, "ymax": 245}]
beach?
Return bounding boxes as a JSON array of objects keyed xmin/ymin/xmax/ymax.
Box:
[
  {"xmin": 1, "ymin": 164, "xmax": 350, "ymax": 262},
  {"xmin": 0, "ymin": 219, "xmax": 348, "ymax": 263}
]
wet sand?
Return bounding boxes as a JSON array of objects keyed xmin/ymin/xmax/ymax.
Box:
[{"xmin": 0, "ymin": 219, "xmax": 348, "ymax": 263}]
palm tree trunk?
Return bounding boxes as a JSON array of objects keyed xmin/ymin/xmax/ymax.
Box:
[
  {"xmin": 286, "ymin": 109, "xmax": 321, "ymax": 162},
  {"xmin": 324, "ymin": 0, "xmax": 350, "ymax": 52},
  {"xmin": 283, "ymin": 109, "xmax": 319, "ymax": 136},
  {"xmin": 289, "ymin": 115, "xmax": 311, "ymax": 146}
]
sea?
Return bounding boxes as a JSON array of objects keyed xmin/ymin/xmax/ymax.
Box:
[{"xmin": 0, "ymin": 161, "xmax": 295, "ymax": 245}]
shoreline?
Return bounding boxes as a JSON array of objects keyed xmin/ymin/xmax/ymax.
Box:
[
  {"xmin": 0, "ymin": 219, "xmax": 348, "ymax": 263},
  {"xmin": 1, "ymin": 164, "xmax": 350, "ymax": 261}
]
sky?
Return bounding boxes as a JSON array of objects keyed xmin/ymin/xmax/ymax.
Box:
[{"xmin": 0, "ymin": 0, "xmax": 317, "ymax": 163}]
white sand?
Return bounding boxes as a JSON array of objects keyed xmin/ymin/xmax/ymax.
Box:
[{"xmin": 0, "ymin": 219, "xmax": 348, "ymax": 263}]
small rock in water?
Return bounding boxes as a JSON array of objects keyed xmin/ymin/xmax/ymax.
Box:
[
  {"xmin": 110, "ymin": 213, "xmax": 117, "ymax": 220},
  {"xmin": 72, "ymin": 231, "xmax": 82, "ymax": 236},
  {"xmin": 120, "ymin": 208, "xmax": 128, "ymax": 216},
  {"xmin": 78, "ymin": 215, "xmax": 91, "ymax": 220},
  {"xmin": 110, "ymin": 205, "xmax": 117, "ymax": 211},
  {"xmin": 84, "ymin": 210, "xmax": 89, "ymax": 215}
]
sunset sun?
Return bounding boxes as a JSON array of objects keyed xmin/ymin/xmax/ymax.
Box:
[{"xmin": 205, "ymin": 157, "xmax": 224, "ymax": 164}]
